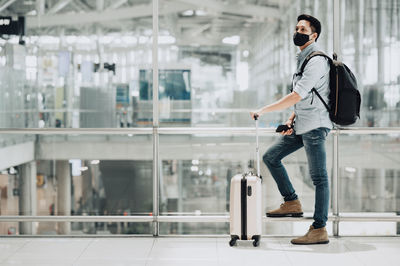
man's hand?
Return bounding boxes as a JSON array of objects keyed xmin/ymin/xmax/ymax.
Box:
[
  {"xmin": 281, "ymin": 119, "xmax": 294, "ymax": 136},
  {"xmin": 250, "ymin": 111, "xmax": 260, "ymax": 120}
]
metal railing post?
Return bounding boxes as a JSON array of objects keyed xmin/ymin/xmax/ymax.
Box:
[
  {"xmin": 333, "ymin": 0, "xmax": 342, "ymax": 237},
  {"xmin": 152, "ymin": 0, "xmax": 159, "ymax": 237},
  {"xmin": 332, "ymin": 128, "xmax": 339, "ymax": 236}
]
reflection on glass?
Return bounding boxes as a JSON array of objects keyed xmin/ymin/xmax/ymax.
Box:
[
  {"xmin": 343, "ymin": 0, "xmax": 400, "ymax": 127},
  {"xmin": 0, "ymin": 132, "xmax": 153, "ymax": 235},
  {"xmin": 140, "ymin": 70, "xmax": 191, "ymax": 101},
  {"xmin": 0, "ymin": 159, "xmax": 153, "ymax": 235},
  {"xmin": 140, "ymin": 69, "xmax": 191, "ymax": 125},
  {"xmin": 159, "ymin": 134, "xmax": 334, "ymax": 235},
  {"xmin": 158, "ymin": 1, "xmax": 337, "ymax": 127},
  {"xmin": 339, "ymin": 134, "xmax": 400, "ymax": 213},
  {"xmin": 0, "ymin": 0, "xmax": 154, "ymax": 128},
  {"xmin": 339, "ymin": 133, "xmax": 400, "ymax": 235}
]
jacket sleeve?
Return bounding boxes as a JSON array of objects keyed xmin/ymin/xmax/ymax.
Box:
[{"xmin": 293, "ymin": 56, "xmax": 330, "ymax": 99}]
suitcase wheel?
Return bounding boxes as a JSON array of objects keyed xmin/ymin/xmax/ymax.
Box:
[
  {"xmin": 252, "ymin": 235, "xmax": 260, "ymax": 247},
  {"xmin": 253, "ymin": 239, "xmax": 260, "ymax": 247},
  {"xmin": 229, "ymin": 235, "xmax": 239, "ymax": 247}
]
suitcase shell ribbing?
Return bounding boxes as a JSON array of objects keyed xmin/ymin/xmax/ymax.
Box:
[{"xmin": 229, "ymin": 173, "xmax": 262, "ymax": 243}]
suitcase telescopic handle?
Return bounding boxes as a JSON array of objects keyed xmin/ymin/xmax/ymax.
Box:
[{"xmin": 254, "ymin": 115, "xmax": 261, "ymax": 179}]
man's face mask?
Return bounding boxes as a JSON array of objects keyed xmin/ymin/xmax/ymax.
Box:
[{"xmin": 293, "ymin": 32, "xmax": 312, "ymax": 46}]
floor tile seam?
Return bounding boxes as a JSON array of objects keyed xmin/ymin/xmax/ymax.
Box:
[
  {"xmin": 145, "ymin": 238, "xmax": 157, "ymax": 266},
  {"xmin": 0, "ymin": 239, "xmax": 32, "ymax": 264},
  {"xmin": 71, "ymin": 239, "xmax": 94, "ymax": 265},
  {"xmin": 276, "ymin": 237, "xmax": 294, "ymax": 266}
]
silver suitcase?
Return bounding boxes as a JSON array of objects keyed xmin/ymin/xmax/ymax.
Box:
[{"xmin": 229, "ymin": 116, "xmax": 262, "ymax": 247}]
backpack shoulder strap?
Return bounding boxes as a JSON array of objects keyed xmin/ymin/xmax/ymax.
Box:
[
  {"xmin": 311, "ymin": 88, "xmax": 331, "ymax": 112},
  {"xmin": 299, "ymin": 51, "xmax": 332, "ymax": 75},
  {"xmin": 298, "ymin": 51, "xmax": 333, "ymax": 113}
]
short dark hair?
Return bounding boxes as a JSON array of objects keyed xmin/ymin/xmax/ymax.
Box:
[{"xmin": 297, "ymin": 14, "xmax": 321, "ymax": 42}]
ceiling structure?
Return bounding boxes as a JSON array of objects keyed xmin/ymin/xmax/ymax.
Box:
[{"xmin": 0, "ymin": 0, "xmax": 288, "ymax": 46}]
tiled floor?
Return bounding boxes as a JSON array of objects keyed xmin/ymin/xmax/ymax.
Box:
[{"xmin": 0, "ymin": 236, "xmax": 399, "ymax": 266}]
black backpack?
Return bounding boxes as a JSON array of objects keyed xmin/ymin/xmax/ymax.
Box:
[{"xmin": 297, "ymin": 51, "xmax": 361, "ymax": 126}]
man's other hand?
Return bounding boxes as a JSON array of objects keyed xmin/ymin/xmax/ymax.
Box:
[
  {"xmin": 250, "ymin": 111, "xmax": 260, "ymax": 120},
  {"xmin": 281, "ymin": 120, "xmax": 294, "ymax": 136}
]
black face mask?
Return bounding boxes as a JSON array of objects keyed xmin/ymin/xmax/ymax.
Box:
[{"xmin": 293, "ymin": 32, "xmax": 312, "ymax": 46}]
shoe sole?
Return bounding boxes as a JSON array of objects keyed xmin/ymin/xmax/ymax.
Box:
[
  {"xmin": 266, "ymin": 213, "xmax": 303, "ymax": 217},
  {"xmin": 291, "ymin": 240, "xmax": 330, "ymax": 245}
]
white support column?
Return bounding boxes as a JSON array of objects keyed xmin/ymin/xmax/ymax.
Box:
[
  {"xmin": 36, "ymin": 0, "xmax": 45, "ymax": 16},
  {"xmin": 313, "ymin": 0, "xmax": 319, "ymax": 16},
  {"xmin": 333, "ymin": 0, "xmax": 342, "ymax": 59},
  {"xmin": 355, "ymin": 167, "xmax": 363, "ymax": 211},
  {"xmin": 378, "ymin": 169, "xmax": 386, "ymax": 211},
  {"xmin": 355, "ymin": 0, "xmax": 364, "ymax": 94},
  {"xmin": 56, "ymin": 160, "xmax": 71, "ymax": 235},
  {"xmin": 177, "ymin": 160, "xmax": 183, "ymax": 234},
  {"xmin": 81, "ymin": 162, "xmax": 93, "ymax": 210},
  {"xmin": 324, "ymin": 0, "xmax": 333, "ymax": 54},
  {"xmin": 376, "ymin": 0, "xmax": 385, "ymax": 90},
  {"xmin": 19, "ymin": 161, "xmax": 37, "ymax": 235},
  {"xmin": 394, "ymin": 170, "xmax": 399, "ymax": 212}
]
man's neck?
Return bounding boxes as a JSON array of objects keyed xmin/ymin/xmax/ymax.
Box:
[{"xmin": 300, "ymin": 41, "xmax": 315, "ymax": 51}]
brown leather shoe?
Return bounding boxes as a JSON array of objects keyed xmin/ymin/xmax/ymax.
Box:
[
  {"xmin": 291, "ymin": 225, "xmax": 329, "ymax": 245},
  {"xmin": 266, "ymin": 199, "xmax": 303, "ymax": 217}
]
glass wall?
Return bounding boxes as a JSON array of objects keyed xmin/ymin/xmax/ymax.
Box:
[
  {"xmin": 342, "ymin": 0, "xmax": 400, "ymax": 127},
  {"xmin": 0, "ymin": 133, "xmax": 153, "ymax": 235},
  {"xmin": 0, "ymin": 0, "xmax": 398, "ymax": 129},
  {"xmin": 156, "ymin": 0, "xmax": 335, "ymax": 127},
  {"xmin": 159, "ymin": 133, "xmax": 334, "ymax": 235},
  {"xmin": 0, "ymin": 0, "xmax": 399, "ymax": 236},
  {"xmin": 0, "ymin": 0, "xmax": 154, "ymax": 129},
  {"xmin": 338, "ymin": 132, "xmax": 400, "ymax": 235}
]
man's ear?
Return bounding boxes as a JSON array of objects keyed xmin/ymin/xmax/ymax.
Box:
[{"xmin": 312, "ymin": 32, "xmax": 318, "ymax": 41}]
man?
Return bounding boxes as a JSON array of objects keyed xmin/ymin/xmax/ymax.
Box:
[{"xmin": 250, "ymin": 14, "xmax": 333, "ymax": 245}]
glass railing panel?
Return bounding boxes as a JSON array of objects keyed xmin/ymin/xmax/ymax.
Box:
[
  {"xmin": 159, "ymin": 132, "xmax": 334, "ymax": 235},
  {"xmin": 0, "ymin": 133, "xmax": 153, "ymax": 235},
  {"xmin": 338, "ymin": 133, "xmax": 400, "ymax": 235}
]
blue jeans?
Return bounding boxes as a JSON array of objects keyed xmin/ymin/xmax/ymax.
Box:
[{"xmin": 263, "ymin": 127, "xmax": 330, "ymax": 229}]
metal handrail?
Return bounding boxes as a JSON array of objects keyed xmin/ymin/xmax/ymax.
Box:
[
  {"xmin": 335, "ymin": 127, "xmax": 400, "ymax": 134},
  {"xmin": 0, "ymin": 127, "xmax": 399, "ymax": 135},
  {"xmin": 1, "ymin": 214, "xmax": 399, "ymax": 223},
  {"xmin": 0, "ymin": 128, "xmax": 153, "ymax": 135},
  {"xmin": 0, "ymin": 216, "xmax": 154, "ymax": 222}
]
